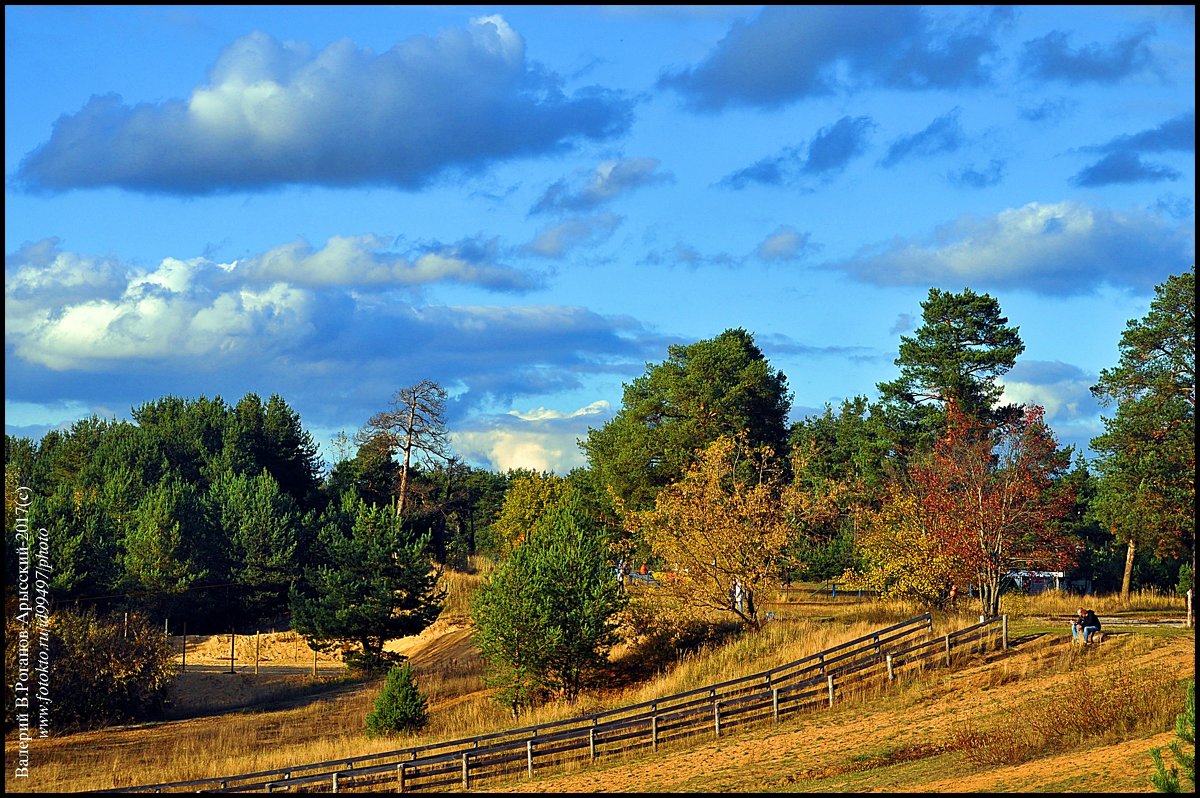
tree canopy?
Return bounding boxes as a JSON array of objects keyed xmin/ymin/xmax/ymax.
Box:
[
  {"xmin": 1090, "ymin": 265, "xmax": 1195, "ymax": 597},
  {"xmin": 471, "ymin": 491, "xmax": 625, "ymax": 715},
  {"xmin": 622, "ymin": 433, "xmax": 793, "ymax": 628},
  {"xmin": 290, "ymin": 493, "xmax": 444, "ymax": 672},
  {"xmin": 876, "ymin": 287, "xmax": 1025, "ymax": 455},
  {"xmin": 583, "ymin": 327, "xmax": 792, "ymax": 511}
]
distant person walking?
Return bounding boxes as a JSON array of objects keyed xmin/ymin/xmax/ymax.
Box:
[{"xmin": 732, "ymin": 577, "xmax": 744, "ymax": 614}]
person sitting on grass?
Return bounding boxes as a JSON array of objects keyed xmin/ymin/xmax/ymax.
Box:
[
  {"xmin": 1070, "ymin": 607, "xmax": 1086, "ymax": 642},
  {"xmin": 1080, "ymin": 608, "xmax": 1102, "ymax": 644}
]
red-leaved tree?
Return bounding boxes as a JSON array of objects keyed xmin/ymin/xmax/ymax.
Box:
[{"xmin": 913, "ymin": 401, "xmax": 1077, "ymax": 618}]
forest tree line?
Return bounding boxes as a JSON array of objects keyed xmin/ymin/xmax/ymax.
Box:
[{"xmin": 4, "ymin": 269, "xmax": 1194, "ymax": 639}]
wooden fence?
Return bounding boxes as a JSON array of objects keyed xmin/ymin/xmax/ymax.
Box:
[{"xmin": 108, "ymin": 613, "xmax": 1007, "ymax": 794}]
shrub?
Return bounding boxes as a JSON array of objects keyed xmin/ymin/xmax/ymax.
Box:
[
  {"xmin": 365, "ymin": 662, "xmax": 428, "ymax": 737},
  {"xmin": 953, "ymin": 658, "xmax": 1183, "ymax": 766},
  {"xmin": 18, "ymin": 606, "xmax": 177, "ymax": 731}
]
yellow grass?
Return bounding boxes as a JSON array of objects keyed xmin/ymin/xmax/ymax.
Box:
[{"xmin": 3, "ymin": 567, "xmax": 1192, "ymax": 793}]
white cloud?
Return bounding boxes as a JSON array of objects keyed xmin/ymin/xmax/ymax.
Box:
[
  {"xmin": 452, "ymin": 400, "xmax": 613, "ymax": 473},
  {"xmin": 241, "ymin": 235, "xmax": 538, "ymax": 291},
  {"xmin": 508, "ymin": 400, "xmax": 610, "ymax": 422},
  {"xmin": 998, "ymin": 359, "xmax": 1107, "ymax": 457},
  {"xmin": 17, "ymin": 18, "xmax": 633, "ymax": 193},
  {"xmin": 756, "ymin": 225, "xmax": 816, "ymax": 262},
  {"xmin": 828, "ymin": 201, "xmax": 1194, "ymax": 295}
]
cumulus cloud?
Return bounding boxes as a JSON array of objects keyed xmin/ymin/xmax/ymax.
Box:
[
  {"xmin": 824, "ymin": 201, "xmax": 1195, "ymax": 295},
  {"xmin": 2, "ymin": 238, "xmax": 632, "ymax": 379},
  {"xmin": 1019, "ymin": 29, "xmax": 1155, "ymax": 84},
  {"xmin": 451, "ymin": 399, "xmax": 611, "ymax": 473},
  {"xmin": 658, "ymin": 5, "xmax": 1005, "ymax": 111},
  {"xmin": 6, "ymin": 240, "xmax": 661, "ymax": 470},
  {"xmin": 530, "ymin": 157, "xmax": 672, "ymax": 215},
  {"xmin": 15, "ymin": 17, "xmax": 635, "ymax": 194},
  {"xmin": 6, "ymin": 245, "xmax": 316, "ymax": 371},
  {"xmin": 240, "ymin": 234, "xmax": 541, "ymax": 291},
  {"xmin": 998, "ymin": 359, "xmax": 1106, "ymax": 456}
]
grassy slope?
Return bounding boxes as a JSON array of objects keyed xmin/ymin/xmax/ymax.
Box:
[
  {"xmin": 4, "ymin": 570, "xmax": 1194, "ymax": 793},
  {"xmin": 493, "ymin": 631, "xmax": 1194, "ymax": 793}
]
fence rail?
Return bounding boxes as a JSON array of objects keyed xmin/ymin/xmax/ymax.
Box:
[{"xmin": 106, "ymin": 613, "xmax": 1009, "ymax": 794}]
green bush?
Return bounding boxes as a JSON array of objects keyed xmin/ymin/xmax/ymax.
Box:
[
  {"xmin": 365, "ymin": 662, "xmax": 428, "ymax": 737},
  {"xmin": 4, "ymin": 605, "xmax": 177, "ymax": 732}
]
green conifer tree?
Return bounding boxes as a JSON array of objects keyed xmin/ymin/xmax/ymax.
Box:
[
  {"xmin": 365, "ymin": 662, "xmax": 428, "ymax": 737},
  {"xmin": 1151, "ymin": 678, "xmax": 1196, "ymax": 793}
]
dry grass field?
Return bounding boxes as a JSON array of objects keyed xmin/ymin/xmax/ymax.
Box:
[{"xmin": 3, "ymin": 569, "xmax": 1194, "ymax": 794}]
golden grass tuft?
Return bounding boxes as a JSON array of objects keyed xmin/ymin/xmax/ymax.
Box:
[{"xmin": 949, "ymin": 634, "xmax": 1188, "ymax": 766}]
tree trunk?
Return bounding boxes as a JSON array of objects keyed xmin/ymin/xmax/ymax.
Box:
[
  {"xmin": 978, "ymin": 576, "xmax": 1001, "ymax": 619},
  {"xmin": 1121, "ymin": 537, "xmax": 1136, "ymax": 599}
]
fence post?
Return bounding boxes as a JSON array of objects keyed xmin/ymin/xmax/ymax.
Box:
[
  {"xmin": 651, "ymin": 711, "xmax": 659, "ymax": 752},
  {"xmin": 772, "ymin": 687, "xmax": 779, "ymax": 723},
  {"xmin": 886, "ymin": 654, "xmax": 894, "ymax": 682},
  {"xmin": 397, "ymin": 763, "xmax": 406, "ymax": 793},
  {"xmin": 826, "ymin": 674, "xmax": 835, "ymax": 707},
  {"xmin": 527, "ymin": 739, "xmax": 534, "ymax": 779},
  {"xmin": 256, "ymin": 631, "xmax": 261, "ymax": 675},
  {"xmin": 714, "ymin": 700, "xmax": 721, "ymax": 738},
  {"xmin": 331, "ymin": 772, "xmax": 338, "ymax": 793},
  {"xmin": 944, "ymin": 633, "xmax": 952, "ymax": 667},
  {"xmin": 1002, "ymin": 614, "xmax": 1008, "ymax": 650},
  {"xmin": 589, "ymin": 723, "xmax": 597, "ymax": 761},
  {"xmin": 461, "ymin": 751, "xmax": 469, "ymax": 790},
  {"xmin": 229, "ymin": 632, "xmax": 236, "ymax": 674}
]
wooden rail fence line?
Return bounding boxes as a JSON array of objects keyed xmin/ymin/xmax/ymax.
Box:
[{"xmin": 106, "ymin": 613, "xmax": 1008, "ymax": 794}]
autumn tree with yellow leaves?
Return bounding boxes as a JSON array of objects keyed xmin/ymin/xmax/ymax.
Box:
[
  {"xmin": 838, "ymin": 484, "xmax": 959, "ymax": 607},
  {"xmin": 489, "ymin": 471, "xmax": 574, "ymax": 556},
  {"xmin": 621, "ymin": 433, "xmax": 793, "ymax": 629}
]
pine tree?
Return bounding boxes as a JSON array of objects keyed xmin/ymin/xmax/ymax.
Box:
[
  {"xmin": 290, "ymin": 494, "xmax": 443, "ymax": 673},
  {"xmin": 1150, "ymin": 678, "xmax": 1196, "ymax": 793},
  {"xmin": 472, "ymin": 491, "xmax": 626, "ymax": 716},
  {"xmin": 365, "ymin": 662, "xmax": 428, "ymax": 737}
]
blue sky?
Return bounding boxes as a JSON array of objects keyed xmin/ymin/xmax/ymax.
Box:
[{"xmin": 4, "ymin": 5, "xmax": 1194, "ymax": 474}]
